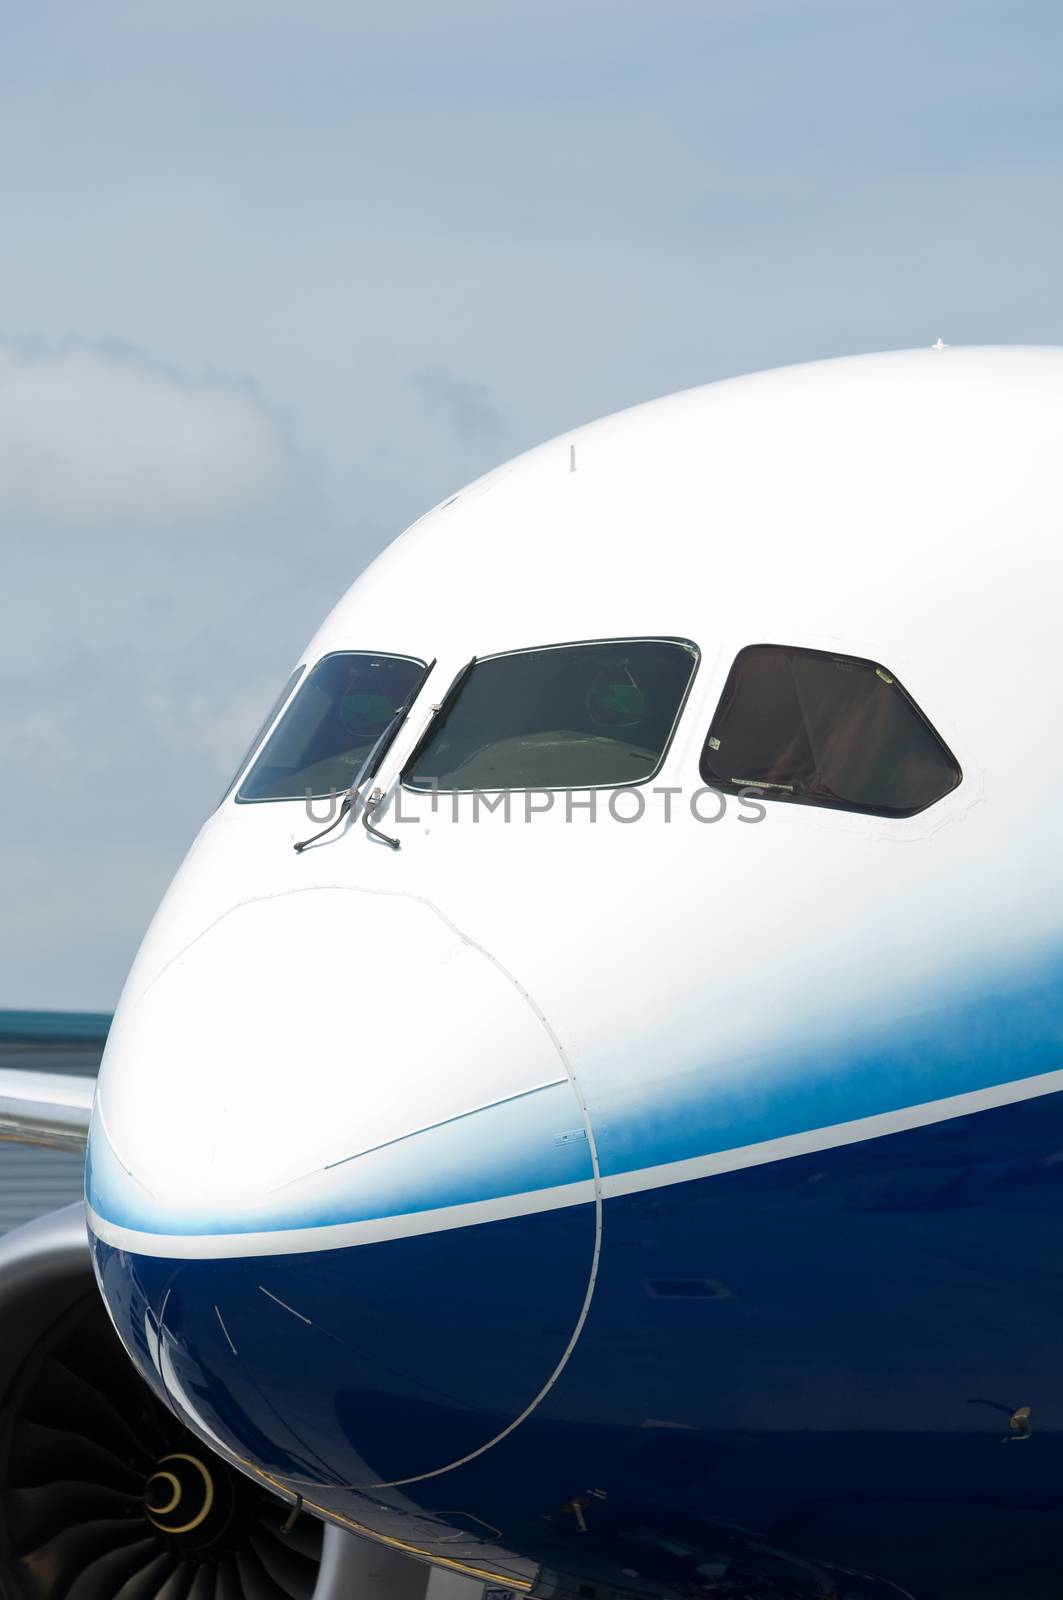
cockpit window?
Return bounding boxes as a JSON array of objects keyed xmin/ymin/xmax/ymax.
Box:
[
  {"xmin": 700, "ymin": 644, "xmax": 961, "ymax": 818},
  {"xmin": 220, "ymin": 664, "xmax": 305, "ymax": 804},
  {"xmin": 403, "ymin": 638, "xmax": 699, "ymax": 792},
  {"xmin": 238, "ymin": 651, "xmax": 427, "ymax": 802}
]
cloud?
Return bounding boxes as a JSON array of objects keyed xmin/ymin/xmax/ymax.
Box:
[
  {"xmin": 0, "ymin": 333, "xmax": 342, "ymax": 1008},
  {"xmin": 3, "ymin": 0, "xmax": 1063, "ymax": 1009},
  {"xmin": 410, "ymin": 368, "xmax": 502, "ymax": 441},
  {"xmin": 0, "ymin": 340, "xmax": 306, "ymax": 542}
]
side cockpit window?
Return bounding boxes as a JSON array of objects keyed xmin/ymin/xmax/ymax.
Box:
[
  {"xmin": 404, "ymin": 638, "xmax": 699, "ymax": 792},
  {"xmin": 238, "ymin": 651, "xmax": 427, "ymax": 801},
  {"xmin": 700, "ymin": 644, "xmax": 961, "ymax": 818},
  {"xmin": 220, "ymin": 664, "xmax": 305, "ymax": 804}
]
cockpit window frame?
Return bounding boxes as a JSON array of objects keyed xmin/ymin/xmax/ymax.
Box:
[
  {"xmin": 235, "ymin": 648, "xmax": 429, "ymax": 806},
  {"xmin": 400, "ymin": 634, "xmax": 701, "ymax": 796}
]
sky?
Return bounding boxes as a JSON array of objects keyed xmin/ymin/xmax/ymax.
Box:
[{"xmin": 3, "ymin": 0, "xmax": 1063, "ymax": 1009}]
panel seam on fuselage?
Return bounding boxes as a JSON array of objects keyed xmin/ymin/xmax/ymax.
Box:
[{"xmin": 101, "ymin": 881, "xmax": 605, "ymax": 1491}]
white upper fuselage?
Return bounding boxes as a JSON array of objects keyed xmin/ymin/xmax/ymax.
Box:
[{"xmin": 88, "ymin": 345, "xmax": 1063, "ymax": 1259}]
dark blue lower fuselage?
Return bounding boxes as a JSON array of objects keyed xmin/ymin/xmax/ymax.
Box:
[{"xmin": 93, "ymin": 1089, "xmax": 1063, "ymax": 1600}]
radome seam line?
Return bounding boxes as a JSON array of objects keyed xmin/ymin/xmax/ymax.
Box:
[{"xmin": 113, "ymin": 880, "xmax": 604, "ymax": 1490}]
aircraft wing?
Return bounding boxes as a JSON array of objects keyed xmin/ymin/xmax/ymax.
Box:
[
  {"xmin": 0, "ymin": 1010, "xmax": 108, "ymax": 1152},
  {"xmin": 0, "ymin": 1070, "xmax": 94, "ymax": 1151}
]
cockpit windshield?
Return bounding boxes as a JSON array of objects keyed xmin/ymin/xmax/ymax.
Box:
[
  {"xmin": 238, "ymin": 651, "xmax": 427, "ymax": 802},
  {"xmin": 402, "ymin": 638, "xmax": 699, "ymax": 791}
]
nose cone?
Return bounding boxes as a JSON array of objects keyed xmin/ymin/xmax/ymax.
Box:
[
  {"xmin": 89, "ymin": 888, "xmax": 593, "ymax": 1237},
  {"xmin": 89, "ymin": 887, "xmax": 599, "ymax": 1488}
]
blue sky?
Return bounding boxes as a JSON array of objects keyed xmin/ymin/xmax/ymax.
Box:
[{"xmin": 3, "ymin": 0, "xmax": 1062, "ymax": 1007}]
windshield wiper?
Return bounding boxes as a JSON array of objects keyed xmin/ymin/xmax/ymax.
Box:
[
  {"xmin": 399, "ymin": 656, "xmax": 477, "ymax": 782},
  {"xmin": 293, "ymin": 658, "xmax": 437, "ymax": 853}
]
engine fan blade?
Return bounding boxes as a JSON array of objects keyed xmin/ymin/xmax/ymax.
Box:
[
  {"xmin": 247, "ymin": 1527, "xmax": 321, "ymax": 1599},
  {"xmin": 234, "ymin": 1544, "xmax": 298, "ymax": 1600},
  {"xmin": 1, "ymin": 1479, "xmax": 136, "ymax": 1553},
  {"xmin": 185, "ymin": 1563, "xmax": 217, "ymax": 1600},
  {"xmin": 215, "ymin": 1557, "xmax": 246, "ymax": 1600},
  {"xmin": 8, "ymin": 1417, "xmax": 145, "ymax": 1491},
  {"xmin": 13, "ymin": 1521, "xmax": 154, "ymax": 1598},
  {"xmin": 63, "ymin": 1536, "xmax": 168, "ymax": 1600},
  {"xmin": 111, "ymin": 1548, "xmax": 180, "ymax": 1600},
  {"xmin": 152, "ymin": 1563, "xmax": 197, "ymax": 1600},
  {"xmin": 33, "ymin": 1355, "xmax": 162, "ymax": 1463}
]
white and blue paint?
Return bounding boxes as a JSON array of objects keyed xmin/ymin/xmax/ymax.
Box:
[{"xmin": 86, "ymin": 350, "xmax": 1063, "ymax": 1598}]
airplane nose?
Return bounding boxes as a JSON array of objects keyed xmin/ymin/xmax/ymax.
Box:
[
  {"xmin": 89, "ymin": 888, "xmax": 599, "ymax": 1487},
  {"xmin": 94, "ymin": 1191, "xmax": 598, "ymax": 1492}
]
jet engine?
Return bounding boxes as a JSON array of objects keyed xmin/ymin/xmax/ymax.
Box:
[{"xmin": 0, "ymin": 1205, "xmax": 368, "ymax": 1600}]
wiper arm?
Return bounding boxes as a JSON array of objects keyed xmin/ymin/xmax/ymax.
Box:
[
  {"xmin": 361, "ymin": 787, "xmax": 400, "ymax": 851},
  {"xmin": 399, "ymin": 655, "xmax": 477, "ymax": 782},
  {"xmin": 363, "ymin": 658, "xmax": 439, "ymax": 785},
  {"xmin": 293, "ymin": 658, "xmax": 437, "ymax": 853}
]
